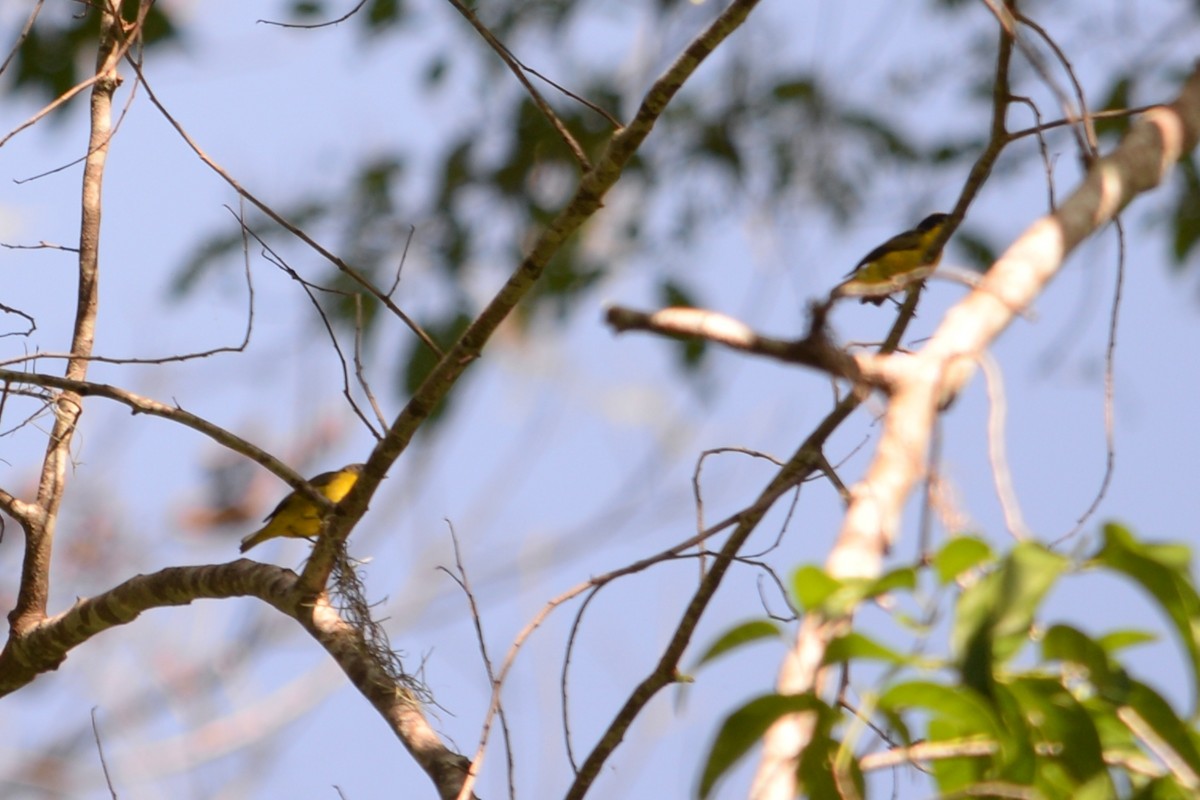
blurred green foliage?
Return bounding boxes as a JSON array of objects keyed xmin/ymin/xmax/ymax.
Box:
[
  {"xmin": 12, "ymin": 1, "xmax": 177, "ymax": 103},
  {"xmin": 697, "ymin": 524, "xmax": 1200, "ymax": 798},
  {"xmin": 7, "ymin": 0, "xmax": 1196, "ymax": 421}
]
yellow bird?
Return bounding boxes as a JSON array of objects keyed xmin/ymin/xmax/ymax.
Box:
[
  {"xmin": 835, "ymin": 213, "xmax": 951, "ymax": 305},
  {"xmin": 239, "ymin": 463, "xmax": 365, "ymax": 553}
]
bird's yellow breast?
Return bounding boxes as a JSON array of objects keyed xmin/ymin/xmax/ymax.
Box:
[
  {"xmin": 318, "ymin": 469, "xmax": 360, "ymax": 504},
  {"xmin": 239, "ymin": 464, "xmax": 366, "ymax": 552}
]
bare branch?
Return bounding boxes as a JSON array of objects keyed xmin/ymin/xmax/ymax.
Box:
[
  {"xmin": 11, "ymin": 0, "xmax": 129, "ymax": 636},
  {"xmin": 444, "ymin": 0, "xmax": 593, "ymax": 169},
  {"xmin": 0, "ymin": 560, "xmax": 475, "ymax": 800},
  {"xmin": 1054, "ymin": 219, "xmax": 1124, "ymax": 545},
  {"xmin": 978, "ymin": 352, "xmax": 1031, "ymax": 540},
  {"xmin": 89, "ymin": 708, "xmax": 118, "ymax": 799},
  {"xmin": 0, "ymin": 368, "xmax": 326, "ymax": 509},
  {"xmin": 605, "ymin": 305, "xmax": 863, "ymax": 383},
  {"xmin": 0, "ymin": 1, "xmax": 44, "ymax": 80},
  {"xmin": 243, "ymin": 225, "xmax": 385, "ymax": 440},
  {"xmin": 124, "ymin": 59, "xmax": 445, "ymax": 360},
  {"xmin": 258, "ymin": 0, "xmax": 370, "ymax": 29},
  {"xmin": 440, "ymin": 525, "xmax": 515, "ymax": 800}
]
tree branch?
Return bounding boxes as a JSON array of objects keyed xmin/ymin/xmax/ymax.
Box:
[
  {"xmin": 0, "ymin": 560, "xmax": 475, "ymax": 799},
  {"xmin": 9, "ymin": 1, "xmax": 125, "ymax": 637},
  {"xmin": 604, "ymin": 305, "xmax": 864, "ymax": 383},
  {"xmin": 0, "ymin": 368, "xmax": 332, "ymax": 510}
]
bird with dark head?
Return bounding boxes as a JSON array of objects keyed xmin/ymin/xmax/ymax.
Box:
[
  {"xmin": 239, "ymin": 463, "xmax": 366, "ymax": 553},
  {"xmin": 835, "ymin": 213, "xmax": 952, "ymax": 305}
]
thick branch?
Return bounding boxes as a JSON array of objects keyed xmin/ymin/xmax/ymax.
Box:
[
  {"xmin": 604, "ymin": 305, "xmax": 863, "ymax": 383},
  {"xmin": 0, "ymin": 560, "xmax": 473, "ymax": 799},
  {"xmin": 9, "ymin": 2, "xmax": 123, "ymax": 636}
]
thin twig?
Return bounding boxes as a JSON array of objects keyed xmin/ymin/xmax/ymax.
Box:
[
  {"xmin": 11, "ymin": 0, "xmax": 129, "ymax": 634},
  {"xmin": 443, "ymin": 0, "xmax": 592, "ymax": 169},
  {"xmin": 1054, "ymin": 218, "xmax": 1124, "ymax": 545},
  {"xmin": 353, "ymin": 295, "xmax": 390, "ymax": 430},
  {"xmin": 979, "ymin": 352, "xmax": 1031, "ymax": 541},
  {"xmin": 1118, "ymin": 706, "xmax": 1200, "ymax": 789},
  {"xmin": 692, "ymin": 447, "xmax": 787, "ymax": 574},
  {"xmin": 0, "ymin": 368, "xmax": 328, "ymax": 509},
  {"xmin": 240, "ymin": 221, "xmax": 384, "ymax": 440},
  {"xmin": 90, "ymin": 708, "xmax": 118, "ymax": 799},
  {"xmin": 125, "ymin": 59, "xmax": 444, "ymax": 359},
  {"xmin": 0, "ymin": 0, "xmax": 44, "ymax": 80},
  {"xmin": 751, "ymin": 16, "xmax": 1023, "ymax": 796},
  {"xmin": 753, "ymin": 56, "xmax": 1200, "ymax": 800},
  {"xmin": 0, "ymin": 240, "xmax": 79, "ymax": 252},
  {"xmin": 0, "ymin": 302, "xmax": 36, "ymax": 338},
  {"xmin": 1016, "ymin": 10, "xmax": 1099, "ymax": 159},
  {"xmin": 1007, "ymin": 106, "xmax": 1156, "ymax": 143},
  {"xmin": 441, "ymin": 524, "xmax": 516, "ymax": 800},
  {"xmin": 0, "ymin": 205, "xmax": 257, "ymax": 368},
  {"xmin": 387, "ymin": 225, "xmax": 416, "ymax": 297},
  {"xmin": 257, "ymin": 0, "xmax": 370, "ymax": 29},
  {"xmin": 1010, "ymin": 94, "xmax": 1058, "ymax": 209}
]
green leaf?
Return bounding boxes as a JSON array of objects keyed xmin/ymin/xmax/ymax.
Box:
[
  {"xmin": 868, "ymin": 566, "xmax": 918, "ymax": 596},
  {"xmin": 1095, "ymin": 75, "xmax": 1135, "ymax": 139},
  {"xmin": 792, "ymin": 565, "xmax": 916, "ymax": 617},
  {"xmin": 842, "ymin": 111, "xmax": 919, "ymax": 161},
  {"xmin": 365, "ymin": 0, "xmax": 407, "ymax": 32},
  {"xmin": 1123, "ymin": 680, "xmax": 1200, "ymax": 780},
  {"xmin": 1007, "ymin": 676, "xmax": 1110, "ymax": 792},
  {"xmin": 1043, "ymin": 624, "xmax": 1115, "ymax": 689},
  {"xmin": 952, "ymin": 229, "xmax": 998, "ymax": 273},
  {"xmin": 934, "ymin": 536, "xmax": 993, "ymax": 584},
  {"xmin": 792, "ymin": 565, "xmax": 842, "ymax": 612},
  {"xmin": 1170, "ymin": 155, "xmax": 1200, "ymax": 264},
  {"xmin": 800, "ymin": 728, "xmax": 863, "ymax": 799},
  {"xmin": 960, "ymin": 614, "xmax": 999, "ymax": 701},
  {"xmin": 823, "ymin": 631, "xmax": 915, "ymax": 667},
  {"xmin": 1094, "ymin": 523, "xmax": 1200, "ymax": 710},
  {"xmin": 1097, "ymin": 629, "xmax": 1157, "ymax": 653},
  {"xmin": 692, "ymin": 620, "xmax": 782, "ymax": 669},
  {"xmin": 878, "ymin": 680, "xmax": 1004, "ymax": 740},
  {"xmin": 698, "ymin": 694, "xmax": 829, "ymax": 799},
  {"xmin": 696, "ymin": 120, "xmax": 743, "ymax": 180},
  {"xmin": 952, "ymin": 541, "xmax": 1069, "ymax": 667},
  {"xmin": 772, "ymin": 77, "xmax": 817, "ymax": 102},
  {"xmin": 927, "ymin": 716, "xmax": 991, "ymax": 791},
  {"xmin": 290, "ymin": 1, "xmax": 323, "ymax": 16},
  {"xmin": 990, "ymin": 682, "xmax": 1037, "ymax": 782},
  {"xmin": 1130, "ymin": 777, "xmax": 1196, "ymax": 799},
  {"xmin": 660, "ymin": 279, "xmax": 697, "ymax": 309},
  {"xmin": 1082, "ymin": 694, "xmax": 1140, "ymax": 768},
  {"xmin": 13, "ymin": 2, "xmax": 178, "ymax": 104}
]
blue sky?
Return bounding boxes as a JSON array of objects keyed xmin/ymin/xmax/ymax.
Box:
[{"xmin": 1, "ymin": 1, "xmax": 1198, "ymax": 798}]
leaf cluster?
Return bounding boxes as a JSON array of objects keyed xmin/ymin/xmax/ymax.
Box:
[{"xmin": 697, "ymin": 524, "xmax": 1200, "ymax": 798}]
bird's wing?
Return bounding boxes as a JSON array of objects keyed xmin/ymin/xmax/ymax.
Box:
[
  {"xmin": 845, "ymin": 230, "xmax": 926, "ymax": 276},
  {"xmin": 260, "ymin": 470, "xmax": 336, "ymax": 521},
  {"xmin": 261, "ymin": 493, "xmax": 290, "ymax": 523},
  {"xmin": 307, "ymin": 469, "xmax": 342, "ymax": 489}
]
